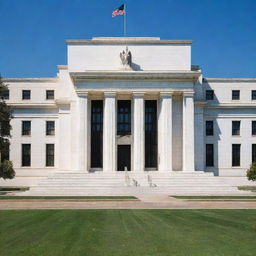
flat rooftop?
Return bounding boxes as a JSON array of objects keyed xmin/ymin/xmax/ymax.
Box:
[{"xmin": 66, "ymin": 37, "xmax": 192, "ymax": 45}]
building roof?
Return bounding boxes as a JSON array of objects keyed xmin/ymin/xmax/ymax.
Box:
[{"xmin": 66, "ymin": 37, "xmax": 192, "ymax": 45}]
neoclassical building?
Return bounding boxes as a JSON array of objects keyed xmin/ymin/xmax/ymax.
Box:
[{"xmin": 2, "ymin": 37, "xmax": 256, "ymax": 188}]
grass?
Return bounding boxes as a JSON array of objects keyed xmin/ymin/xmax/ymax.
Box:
[
  {"xmin": 172, "ymin": 196, "xmax": 256, "ymax": 200},
  {"xmin": 0, "ymin": 209, "xmax": 255, "ymax": 256},
  {"xmin": 238, "ymin": 186, "xmax": 256, "ymax": 192},
  {"xmin": 0, "ymin": 196, "xmax": 137, "ymax": 200}
]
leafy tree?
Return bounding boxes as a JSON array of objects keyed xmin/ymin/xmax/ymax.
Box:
[
  {"xmin": 0, "ymin": 75, "xmax": 15, "ymax": 179},
  {"xmin": 247, "ymin": 162, "xmax": 256, "ymax": 181}
]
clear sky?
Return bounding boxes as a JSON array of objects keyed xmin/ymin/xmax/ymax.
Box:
[{"xmin": 0, "ymin": 0, "xmax": 255, "ymax": 78}]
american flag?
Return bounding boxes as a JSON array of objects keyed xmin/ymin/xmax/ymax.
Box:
[{"xmin": 112, "ymin": 4, "xmax": 125, "ymax": 17}]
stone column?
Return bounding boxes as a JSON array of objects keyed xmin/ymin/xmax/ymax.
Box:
[
  {"xmin": 158, "ymin": 92, "xmax": 173, "ymax": 171},
  {"xmin": 103, "ymin": 92, "xmax": 116, "ymax": 172},
  {"xmin": 78, "ymin": 93, "xmax": 88, "ymax": 172},
  {"xmin": 182, "ymin": 92, "xmax": 195, "ymax": 171},
  {"xmin": 133, "ymin": 92, "xmax": 145, "ymax": 172}
]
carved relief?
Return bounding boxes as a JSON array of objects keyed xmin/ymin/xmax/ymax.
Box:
[{"xmin": 120, "ymin": 47, "xmax": 132, "ymax": 70}]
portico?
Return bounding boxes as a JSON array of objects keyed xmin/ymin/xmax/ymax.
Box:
[{"xmin": 75, "ymin": 81, "xmax": 197, "ymax": 173}]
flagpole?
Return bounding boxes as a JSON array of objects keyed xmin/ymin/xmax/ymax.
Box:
[{"xmin": 124, "ymin": 4, "xmax": 127, "ymax": 49}]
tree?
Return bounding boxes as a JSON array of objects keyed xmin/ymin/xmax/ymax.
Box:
[
  {"xmin": 247, "ymin": 162, "xmax": 256, "ymax": 181},
  {"xmin": 0, "ymin": 75, "xmax": 15, "ymax": 179}
]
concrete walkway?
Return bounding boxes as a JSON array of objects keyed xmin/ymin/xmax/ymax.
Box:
[{"xmin": 1, "ymin": 195, "xmax": 256, "ymax": 210}]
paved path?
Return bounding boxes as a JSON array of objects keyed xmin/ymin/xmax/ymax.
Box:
[{"xmin": 1, "ymin": 196, "xmax": 256, "ymax": 210}]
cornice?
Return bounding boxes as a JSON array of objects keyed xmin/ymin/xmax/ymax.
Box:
[
  {"xmin": 3, "ymin": 78, "xmax": 58, "ymax": 83},
  {"xmin": 66, "ymin": 38, "xmax": 192, "ymax": 45},
  {"xmin": 8, "ymin": 103, "xmax": 57, "ymax": 109},
  {"xmin": 70, "ymin": 71, "xmax": 201, "ymax": 82},
  {"xmin": 203, "ymin": 78, "xmax": 256, "ymax": 83},
  {"xmin": 205, "ymin": 103, "xmax": 256, "ymax": 109}
]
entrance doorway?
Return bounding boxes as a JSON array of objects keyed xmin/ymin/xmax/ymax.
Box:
[{"xmin": 117, "ymin": 145, "xmax": 131, "ymax": 171}]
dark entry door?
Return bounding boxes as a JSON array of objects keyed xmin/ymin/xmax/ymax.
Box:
[{"xmin": 117, "ymin": 145, "xmax": 131, "ymax": 171}]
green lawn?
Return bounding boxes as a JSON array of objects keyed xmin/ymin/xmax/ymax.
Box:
[
  {"xmin": 0, "ymin": 196, "xmax": 137, "ymax": 200},
  {"xmin": 172, "ymin": 196, "xmax": 256, "ymax": 200},
  {"xmin": 0, "ymin": 210, "xmax": 256, "ymax": 256}
]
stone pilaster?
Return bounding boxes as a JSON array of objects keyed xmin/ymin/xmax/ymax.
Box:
[
  {"xmin": 133, "ymin": 92, "xmax": 145, "ymax": 172},
  {"xmin": 158, "ymin": 92, "xmax": 173, "ymax": 171},
  {"xmin": 78, "ymin": 93, "xmax": 88, "ymax": 172},
  {"xmin": 183, "ymin": 92, "xmax": 195, "ymax": 171},
  {"xmin": 103, "ymin": 92, "xmax": 116, "ymax": 172}
]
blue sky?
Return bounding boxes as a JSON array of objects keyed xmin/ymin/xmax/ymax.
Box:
[{"xmin": 0, "ymin": 0, "xmax": 255, "ymax": 78}]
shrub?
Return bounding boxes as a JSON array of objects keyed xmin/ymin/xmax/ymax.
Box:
[
  {"xmin": 246, "ymin": 162, "xmax": 256, "ymax": 181},
  {"xmin": 0, "ymin": 160, "xmax": 15, "ymax": 179}
]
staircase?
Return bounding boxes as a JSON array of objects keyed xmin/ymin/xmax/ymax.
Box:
[{"xmin": 20, "ymin": 171, "xmax": 255, "ymax": 196}]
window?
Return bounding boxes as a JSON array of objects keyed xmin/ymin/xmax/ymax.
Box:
[
  {"xmin": 252, "ymin": 121, "xmax": 256, "ymax": 136},
  {"xmin": 46, "ymin": 144, "xmax": 54, "ymax": 167},
  {"xmin": 46, "ymin": 90, "xmax": 54, "ymax": 100},
  {"xmin": 252, "ymin": 91, "xmax": 256, "ymax": 100},
  {"xmin": 22, "ymin": 144, "xmax": 31, "ymax": 167},
  {"xmin": 252, "ymin": 144, "xmax": 256, "ymax": 163},
  {"xmin": 206, "ymin": 121, "xmax": 214, "ymax": 136},
  {"xmin": 117, "ymin": 100, "xmax": 131, "ymax": 135},
  {"xmin": 91, "ymin": 100, "xmax": 103, "ymax": 168},
  {"xmin": 206, "ymin": 144, "xmax": 214, "ymax": 167},
  {"xmin": 232, "ymin": 90, "xmax": 240, "ymax": 100},
  {"xmin": 206, "ymin": 90, "xmax": 214, "ymax": 100},
  {"xmin": 232, "ymin": 144, "xmax": 240, "ymax": 167},
  {"xmin": 46, "ymin": 121, "xmax": 55, "ymax": 136},
  {"xmin": 22, "ymin": 121, "xmax": 31, "ymax": 136},
  {"xmin": 1, "ymin": 89, "xmax": 9, "ymax": 100},
  {"xmin": 232, "ymin": 121, "xmax": 240, "ymax": 136},
  {"xmin": 22, "ymin": 90, "xmax": 31, "ymax": 100}
]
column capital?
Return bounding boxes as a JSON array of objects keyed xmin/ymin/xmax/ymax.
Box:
[
  {"xmin": 104, "ymin": 91, "xmax": 116, "ymax": 98},
  {"xmin": 133, "ymin": 91, "xmax": 145, "ymax": 98},
  {"xmin": 77, "ymin": 91, "xmax": 89, "ymax": 97},
  {"xmin": 183, "ymin": 91, "xmax": 194, "ymax": 97},
  {"xmin": 159, "ymin": 91, "xmax": 173, "ymax": 97}
]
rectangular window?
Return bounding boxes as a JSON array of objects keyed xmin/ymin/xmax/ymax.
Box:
[
  {"xmin": 206, "ymin": 121, "xmax": 214, "ymax": 136},
  {"xmin": 1, "ymin": 89, "xmax": 9, "ymax": 100},
  {"xmin": 252, "ymin": 121, "xmax": 256, "ymax": 136},
  {"xmin": 206, "ymin": 90, "xmax": 214, "ymax": 100},
  {"xmin": 22, "ymin": 90, "xmax": 31, "ymax": 100},
  {"xmin": 145, "ymin": 100, "xmax": 158, "ymax": 168},
  {"xmin": 252, "ymin": 144, "xmax": 256, "ymax": 163},
  {"xmin": 232, "ymin": 144, "xmax": 241, "ymax": 167},
  {"xmin": 232, "ymin": 121, "xmax": 240, "ymax": 136},
  {"xmin": 206, "ymin": 144, "xmax": 214, "ymax": 167},
  {"xmin": 117, "ymin": 100, "xmax": 131, "ymax": 135},
  {"xmin": 22, "ymin": 144, "xmax": 31, "ymax": 167},
  {"xmin": 46, "ymin": 121, "xmax": 55, "ymax": 136},
  {"xmin": 91, "ymin": 100, "xmax": 103, "ymax": 168},
  {"xmin": 22, "ymin": 121, "xmax": 31, "ymax": 136},
  {"xmin": 252, "ymin": 90, "xmax": 256, "ymax": 100},
  {"xmin": 232, "ymin": 90, "xmax": 240, "ymax": 100},
  {"xmin": 46, "ymin": 90, "xmax": 54, "ymax": 100},
  {"xmin": 46, "ymin": 144, "xmax": 54, "ymax": 167}
]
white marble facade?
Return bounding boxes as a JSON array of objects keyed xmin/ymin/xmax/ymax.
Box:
[{"xmin": 3, "ymin": 37, "xmax": 256, "ymax": 178}]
